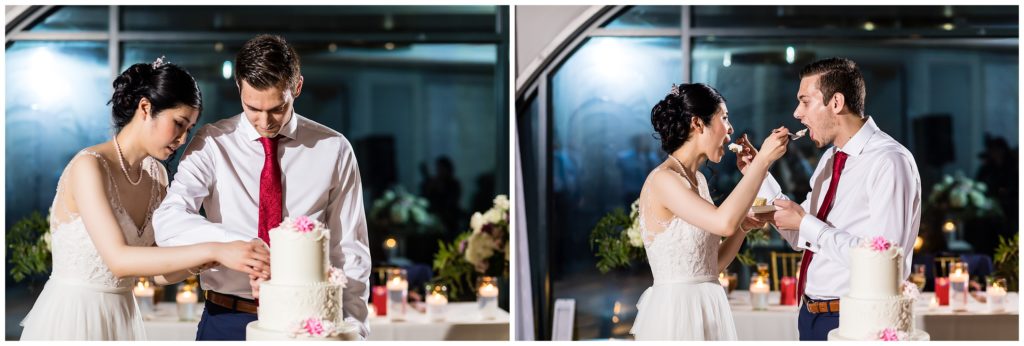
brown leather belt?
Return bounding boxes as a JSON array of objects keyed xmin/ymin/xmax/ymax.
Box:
[
  {"xmin": 205, "ymin": 290, "xmax": 258, "ymax": 314},
  {"xmin": 803, "ymin": 296, "xmax": 840, "ymax": 314}
]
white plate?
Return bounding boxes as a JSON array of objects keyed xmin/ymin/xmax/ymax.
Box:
[{"xmin": 750, "ymin": 205, "xmax": 777, "ymax": 214}]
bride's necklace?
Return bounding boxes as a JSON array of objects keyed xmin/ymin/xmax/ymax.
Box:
[
  {"xmin": 668, "ymin": 154, "xmax": 698, "ymax": 188},
  {"xmin": 113, "ymin": 135, "xmax": 143, "ymax": 186}
]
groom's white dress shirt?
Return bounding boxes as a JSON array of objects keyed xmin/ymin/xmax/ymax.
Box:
[
  {"xmin": 153, "ymin": 112, "xmax": 371, "ymax": 336},
  {"xmin": 758, "ymin": 117, "xmax": 921, "ymax": 301}
]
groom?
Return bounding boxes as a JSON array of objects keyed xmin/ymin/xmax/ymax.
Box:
[
  {"xmin": 739, "ymin": 57, "xmax": 921, "ymax": 340},
  {"xmin": 153, "ymin": 34, "xmax": 371, "ymax": 340}
]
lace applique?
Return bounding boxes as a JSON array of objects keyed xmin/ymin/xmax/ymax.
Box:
[
  {"xmin": 47, "ymin": 150, "xmax": 159, "ymax": 289},
  {"xmin": 637, "ymin": 168, "xmax": 719, "ymax": 283}
]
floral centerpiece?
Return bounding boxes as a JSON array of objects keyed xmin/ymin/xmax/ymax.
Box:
[
  {"xmin": 927, "ymin": 173, "xmax": 1002, "ymax": 220},
  {"xmin": 7, "ymin": 211, "xmax": 52, "ymax": 283},
  {"xmin": 432, "ymin": 195, "xmax": 509, "ymax": 300},
  {"xmin": 369, "ymin": 186, "xmax": 440, "ymax": 234},
  {"xmin": 590, "ymin": 199, "xmax": 769, "ymax": 273}
]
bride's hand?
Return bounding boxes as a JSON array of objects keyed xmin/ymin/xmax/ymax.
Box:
[
  {"xmin": 249, "ymin": 274, "xmax": 266, "ymax": 299},
  {"xmin": 214, "ymin": 239, "xmax": 270, "ymax": 279},
  {"xmin": 740, "ymin": 213, "xmax": 768, "ymax": 232},
  {"xmin": 735, "ymin": 133, "xmax": 757, "ymax": 174},
  {"xmin": 755, "ymin": 126, "xmax": 791, "ymax": 164}
]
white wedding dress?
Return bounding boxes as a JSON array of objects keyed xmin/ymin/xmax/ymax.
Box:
[
  {"xmin": 20, "ymin": 150, "xmax": 160, "ymax": 340},
  {"xmin": 630, "ymin": 167, "xmax": 737, "ymax": 340}
]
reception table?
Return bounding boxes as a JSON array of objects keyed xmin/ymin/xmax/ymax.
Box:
[
  {"xmin": 728, "ymin": 290, "xmax": 1019, "ymax": 340},
  {"xmin": 143, "ymin": 301, "xmax": 509, "ymax": 341}
]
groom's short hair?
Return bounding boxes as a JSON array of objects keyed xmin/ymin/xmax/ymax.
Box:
[
  {"xmin": 235, "ymin": 34, "xmax": 301, "ymax": 91},
  {"xmin": 800, "ymin": 57, "xmax": 865, "ymax": 116}
]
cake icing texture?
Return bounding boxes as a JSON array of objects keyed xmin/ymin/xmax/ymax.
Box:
[
  {"xmin": 829, "ymin": 236, "xmax": 929, "ymax": 341},
  {"xmin": 246, "ymin": 216, "xmax": 352, "ymax": 340}
]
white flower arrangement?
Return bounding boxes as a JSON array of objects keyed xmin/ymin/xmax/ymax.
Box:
[
  {"xmin": 464, "ymin": 195, "xmax": 510, "ymax": 275},
  {"xmin": 626, "ymin": 199, "xmax": 643, "ymax": 248},
  {"xmin": 369, "ymin": 187, "xmax": 438, "ymax": 230},
  {"xmin": 929, "ymin": 173, "xmax": 1000, "ymax": 216}
]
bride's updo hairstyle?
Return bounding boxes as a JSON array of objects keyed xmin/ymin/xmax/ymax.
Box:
[
  {"xmin": 108, "ymin": 57, "xmax": 202, "ymax": 132},
  {"xmin": 651, "ymin": 83, "xmax": 726, "ymax": 154}
]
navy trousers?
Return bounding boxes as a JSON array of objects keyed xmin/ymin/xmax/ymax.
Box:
[
  {"xmin": 797, "ymin": 303, "xmax": 840, "ymax": 341},
  {"xmin": 195, "ymin": 300, "xmax": 258, "ymax": 341}
]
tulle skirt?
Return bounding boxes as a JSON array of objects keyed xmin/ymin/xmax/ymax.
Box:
[
  {"xmin": 630, "ymin": 280, "xmax": 737, "ymax": 341},
  {"xmin": 19, "ymin": 277, "xmax": 147, "ymax": 341}
]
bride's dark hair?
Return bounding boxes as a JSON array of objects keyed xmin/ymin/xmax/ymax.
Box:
[
  {"xmin": 650, "ymin": 83, "xmax": 726, "ymax": 154},
  {"xmin": 108, "ymin": 59, "xmax": 202, "ymax": 132},
  {"xmin": 651, "ymin": 83, "xmax": 727, "ymax": 198}
]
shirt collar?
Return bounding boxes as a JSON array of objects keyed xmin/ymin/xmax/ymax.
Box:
[
  {"xmin": 240, "ymin": 110, "xmax": 300, "ymax": 142},
  {"xmin": 834, "ymin": 116, "xmax": 878, "ymax": 157}
]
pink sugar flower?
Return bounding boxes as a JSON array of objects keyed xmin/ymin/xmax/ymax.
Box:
[
  {"xmin": 870, "ymin": 236, "xmax": 891, "ymax": 252},
  {"xmin": 295, "ymin": 216, "xmax": 315, "ymax": 233},
  {"xmin": 302, "ymin": 317, "xmax": 326, "ymax": 337},
  {"xmin": 879, "ymin": 328, "xmax": 899, "ymax": 341}
]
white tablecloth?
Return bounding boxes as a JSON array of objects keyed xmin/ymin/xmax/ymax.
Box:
[
  {"xmin": 727, "ymin": 290, "xmax": 1019, "ymax": 340},
  {"xmin": 143, "ymin": 301, "xmax": 509, "ymax": 341}
]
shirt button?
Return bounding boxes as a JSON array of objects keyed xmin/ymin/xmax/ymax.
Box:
[{"xmin": 805, "ymin": 241, "xmax": 811, "ymax": 247}]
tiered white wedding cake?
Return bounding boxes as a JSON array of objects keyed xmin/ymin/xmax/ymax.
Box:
[
  {"xmin": 828, "ymin": 236, "xmax": 929, "ymax": 341},
  {"xmin": 246, "ymin": 216, "xmax": 357, "ymax": 340}
]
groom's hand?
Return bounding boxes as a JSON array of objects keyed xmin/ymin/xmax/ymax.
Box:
[{"xmin": 772, "ymin": 199, "xmax": 805, "ymax": 231}]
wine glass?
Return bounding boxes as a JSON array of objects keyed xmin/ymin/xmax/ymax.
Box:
[
  {"xmin": 910, "ymin": 264, "xmax": 926, "ymax": 290},
  {"xmin": 756, "ymin": 262, "xmax": 769, "ymax": 278}
]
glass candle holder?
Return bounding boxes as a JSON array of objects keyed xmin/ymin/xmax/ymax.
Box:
[
  {"xmin": 385, "ymin": 268, "xmax": 409, "ymax": 321},
  {"xmin": 719, "ymin": 272, "xmax": 730, "ymax": 294},
  {"xmin": 176, "ymin": 282, "xmax": 199, "ymax": 321},
  {"xmin": 749, "ymin": 275, "xmax": 770, "ymax": 310},
  {"xmin": 133, "ymin": 276, "xmax": 155, "ymax": 320},
  {"xmin": 477, "ymin": 276, "xmax": 500, "ymax": 320},
  {"xmin": 948, "ymin": 262, "xmax": 969, "ymax": 312},
  {"xmin": 986, "ymin": 276, "xmax": 1007, "ymax": 313},
  {"xmin": 425, "ymin": 283, "xmax": 449, "ymax": 322}
]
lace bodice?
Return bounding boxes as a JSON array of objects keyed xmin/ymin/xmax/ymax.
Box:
[
  {"xmin": 638, "ymin": 167, "xmax": 719, "ymax": 284},
  {"xmin": 47, "ymin": 150, "xmax": 160, "ymax": 289}
]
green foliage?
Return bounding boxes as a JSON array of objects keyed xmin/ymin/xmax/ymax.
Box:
[
  {"xmin": 432, "ymin": 232, "xmax": 476, "ymax": 300},
  {"xmin": 7, "ymin": 211, "xmax": 52, "ymax": 283},
  {"xmin": 993, "ymin": 233, "xmax": 1019, "ymax": 291},
  {"xmin": 590, "ymin": 202, "xmax": 775, "ymax": 274},
  {"xmin": 735, "ymin": 248, "xmax": 758, "ymax": 267},
  {"xmin": 590, "ymin": 208, "xmax": 646, "ymax": 274}
]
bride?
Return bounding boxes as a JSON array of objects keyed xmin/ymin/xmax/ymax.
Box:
[
  {"xmin": 630, "ymin": 83, "xmax": 790, "ymax": 340},
  {"xmin": 19, "ymin": 58, "xmax": 271, "ymax": 341}
]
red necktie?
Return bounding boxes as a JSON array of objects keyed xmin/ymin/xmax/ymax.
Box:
[
  {"xmin": 258, "ymin": 136, "xmax": 282, "ymax": 247},
  {"xmin": 796, "ymin": 151, "xmax": 848, "ymax": 301}
]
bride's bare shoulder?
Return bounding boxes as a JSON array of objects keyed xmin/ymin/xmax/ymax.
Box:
[{"xmin": 646, "ymin": 164, "xmax": 685, "ymax": 187}]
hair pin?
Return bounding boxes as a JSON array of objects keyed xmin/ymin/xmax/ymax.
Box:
[
  {"xmin": 669, "ymin": 83, "xmax": 681, "ymax": 97},
  {"xmin": 152, "ymin": 55, "xmax": 168, "ymax": 68}
]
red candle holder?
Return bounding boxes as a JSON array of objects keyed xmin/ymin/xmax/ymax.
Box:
[
  {"xmin": 779, "ymin": 276, "xmax": 797, "ymax": 306},
  {"xmin": 372, "ymin": 285, "xmax": 388, "ymax": 316},
  {"xmin": 934, "ymin": 277, "xmax": 950, "ymax": 306}
]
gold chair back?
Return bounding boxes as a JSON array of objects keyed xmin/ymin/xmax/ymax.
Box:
[
  {"xmin": 933, "ymin": 256, "xmax": 959, "ymax": 278},
  {"xmin": 770, "ymin": 251, "xmax": 802, "ymax": 291}
]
